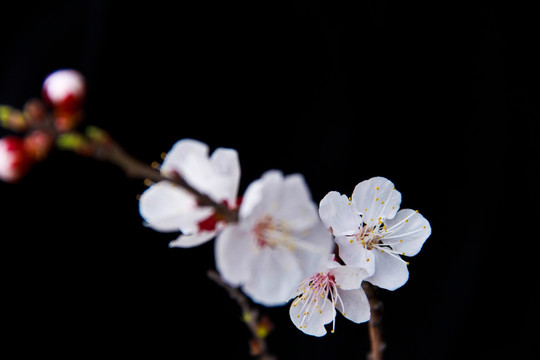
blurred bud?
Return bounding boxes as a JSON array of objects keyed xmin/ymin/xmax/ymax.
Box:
[
  {"xmin": 54, "ymin": 112, "xmax": 82, "ymax": 132},
  {"xmin": 255, "ymin": 316, "xmax": 274, "ymax": 339},
  {"xmin": 0, "ymin": 136, "xmax": 33, "ymax": 183},
  {"xmin": 0, "ymin": 105, "xmax": 27, "ymax": 132},
  {"xmin": 24, "ymin": 131, "xmax": 54, "ymax": 162},
  {"xmin": 42, "ymin": 69, "xmax": 86, "ymax": 115},
  {"xmin": 23, "ymin": 98, "xmax": 48, "ymax": 125},
  {"xmin": 56, "ymin": 132, "xmax": 93, "ymax": 156},
  {"xmin": 85, "ymin": 126, "xmax": 111, "ymax": 144},
  {"xmin": 249, "ymin": 339, "xmax": 263, "ymax": 357}
]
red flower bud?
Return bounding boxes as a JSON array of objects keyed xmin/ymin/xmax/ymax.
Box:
[
  {"xmin": 0, "ymin": 136, "xmax": 33, "ymax": 183},
  {"xmin": 42, "ymin": 69, "xmax": 86, "ymax": 115}
]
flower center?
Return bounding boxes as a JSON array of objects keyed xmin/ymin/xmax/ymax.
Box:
[
  {"xmin": 355, "ymin": 224, "xmax": 383, "ymax": 250},
  {"xmin": 351, "ymin": 212, "xmax": 421, "ymax": 266},
  {"xmin": 292, "ymin": 272, "xmax": 345, "ymax": 333},
  {"xmin": 253, "ymin": 215, "xmax": 293, "ymax": 249}
]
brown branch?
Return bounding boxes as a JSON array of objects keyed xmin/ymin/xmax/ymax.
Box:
[
  {"xmin": 2, "ymin": 103, "xmax": 238, "ymax": 224},
  {"xmin": 362, "ymin": 282, "xmax": 386, "ymax": 360},
  {"xmin": 207, "ymin": 270, "xmax": 276, "ymax": 360}
]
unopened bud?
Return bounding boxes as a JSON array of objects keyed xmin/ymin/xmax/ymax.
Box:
[
  {"xmin": 255, "ymin": 315, "xmax": 274, "ymax": 339},
  {"xmin": 0, "ymin": 105, "xmax": 27, "ymax": 132},
  {"xmin": 85, "ymin": 126, "xmax": 110, "ymax": 144},
  {"xmin": 24, "ymin": 130, "xmax": 54, "ymax": 162},
  {"xmin": 42, "ymin": 69, "xmax": 86, "ymax": 115},
  {"xmin": 55, "ymin": 132, "xmax": 93, "ymax": 156},
  {"xmin": 0, "ymin": 136, "xmax": 33, "ymax": 183},
  {"xmin": 54, "ymin": 112, "xmax": 82, "ymax": 132},
  {"xmin": 23, "ymin": 98, "xmax": 48, "ymax": 125}
]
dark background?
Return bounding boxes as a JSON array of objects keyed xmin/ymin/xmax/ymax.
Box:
[{"xmin": 1, "ymin": 1, "xmax": 537, "ymax": 359}]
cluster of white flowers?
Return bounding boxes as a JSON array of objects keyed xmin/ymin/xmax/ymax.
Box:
[{"xmin": 139, "ymin": 139, "xmax": 431, "ymax": 337}]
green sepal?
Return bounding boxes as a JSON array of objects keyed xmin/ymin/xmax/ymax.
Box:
[
  {"xmin": 85, "ymin": 126, "xmax": 109, "ymax": 143},
  {"xmin": 56, "ymin": 132, "xmax": 89, "ymax": 151}
]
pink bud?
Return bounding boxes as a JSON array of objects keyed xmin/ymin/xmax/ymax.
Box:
[
  {"xmin": 42, "ymin": 69, "xmax": 86, "ymax": 114},
  {"xmin": 0, "ymin": 136, "xmax": 33, "ymax": 183}
]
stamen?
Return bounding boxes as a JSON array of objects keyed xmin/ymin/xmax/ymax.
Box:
[
  {"xmin": 373, "ymin": 244, "xmax": 409, "ymax": 264},
  {"xmin": 382, "ymin": 227, "xmax": 425, "ymax": 241},
  {"xmin": 255, "ymin": 217, "xmax": 328, "ymax": 254},
  {"xmin": 384, "ymin": 211, "xmax": 417, "ymax": 233}
]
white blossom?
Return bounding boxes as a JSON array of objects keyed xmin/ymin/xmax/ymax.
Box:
[
  {"xmin": 139, "ymin": 139, "xmax": 240, "ymax": 247},
  {"xmin": 215, "ymin": 170, "xmax": 333, "ymax": 306},
  {"xmin": 319, "ymin": 177, "xmax": 431, "ymax": 290},
  {"xmin": 289, "ymin": 256, "xmax": 371, "ymax": 337}
]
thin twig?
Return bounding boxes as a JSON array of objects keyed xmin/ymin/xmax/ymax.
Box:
[
  {"xmin": 207, "ymin": 270, "xmax": 276, "ymax": 360},
  {"xmin": 362, "ymin": 282, "xmax": 386, "ymax": 360},
  {"xmin": 92, "ymin": 138, "xmax": 238, "ymax": 223}
]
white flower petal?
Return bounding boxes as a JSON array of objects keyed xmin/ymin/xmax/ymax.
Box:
[
  {"xmin": 139, "ymin": 181, "xmax": 212, "ymax": 232},
  {"xmin": 290, "ymin": 297, "xmax": 335, "ymax": 337},
  {"xmin": 291, "ymin": 221, "xmax": 334, "ymax": 278},
  {"xmin": 275, "ymin": 174, "xmax": 320, "ymax": 231},
  {"xmin": 243, "ymin": 247, "xmax": 303, "ymax": 306},
  {"xmin": 214, "ymin": 225, "xmax": 254, "ymax": 287},
  {"xmin": 336, "ymin": 288, "xmax": 370, "ymax": 323},
  {"xmin": 240, "ymin": 171, "xmax": 320, "ymax": 231},
  {"xmin": 208, "ymin": 147, "xmax": 241, "ymax": 204},
  {"xmin": 239, "ymin": 170, "xmax": 282, "ymax": 221},
  {"xmin": 365, "ymin": 249, "xmax": 409, "ymax": 291},
  {"xmin": 160, "ymin": 138, "xmax": 209, "ymax": 177},
  {"xmin": 335, "ymin": 236, "xmax": 376, "ymax": 276},
  {"xmin": 319, "ymin": 191, "xmax": 362, "ymax": 236},
  {"xmin": 382, "ymin": 209, "xmax": 431, "ymax": 256},
  {"xmin": 331, "ymin": 265, "xmax": 370, "ymax": 290},
  {"xmin": 351, "ymin": 177, "xmax": 401, "ymax": 227},
  {"xmin": 179, "ymin": 152, "xmax": 219, "ymax": 196},
  {"xmin": 160, "ymin": 140, "xmax": 241, "ymax": 204},
  {"xmin": 168, "ymin": 230, "xmax": 217, "ymax": 248}
]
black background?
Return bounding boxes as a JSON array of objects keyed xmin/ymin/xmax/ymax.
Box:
[{"xmin": 1, "ymin": 1, "xmax": 538, "ymax": 359}]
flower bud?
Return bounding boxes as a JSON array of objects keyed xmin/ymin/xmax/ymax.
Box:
[
  {"xmin": 42, "ymin": 69, "xmax": 86, "ymax": 114},
  {"xmin": 23, "ymin": 98, "xmax": 48, "ymax": 125},
  {"xmin": 0, "ymin": 136, "xmax": 32, "ymax": 183},
  {"xmin": 0, "ymin": 105, "xmax": 27, "ymax": 132},
  {"xmin": 24, "ymin": 130, "xmax": 54, "ymax": 162},
  {"xmin": 53, "ymin": 112, "xmax": 82, "ymax": 132}
]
